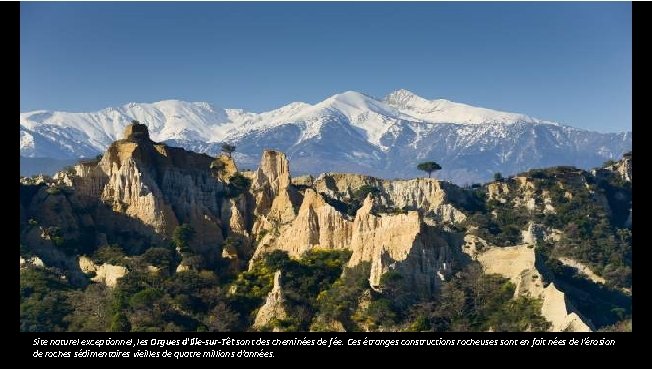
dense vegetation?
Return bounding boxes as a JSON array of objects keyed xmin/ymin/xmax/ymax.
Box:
[
  {"xmin": 407, "ymin": 264, "xmax": 550, "ymax": 332},
  {"xmin": 20, "ymin": 267, "xmax": 72, "ymax": 332},
  {"xmin": 20, "ymin": 246, "xmax": 352, "ymax": 332},
  {"xmin": 20, "ymin": 241, "xmax": 550, "ymax": 332},
  {"xmin": 465, "ymin": 165, "xmax": 631, "ymax": 289},
  {"xmin": 539, "ymin": 254, "xmax": 631, "ymax": 328}
]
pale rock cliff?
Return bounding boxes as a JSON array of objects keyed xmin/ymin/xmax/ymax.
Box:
[
  {"xmin": 252, "ymin": 189, "xmax": 351, "ymax": 260},
  {"xmin": 487, "ymin": 182, "xmax": 510, "ymax": 203},
  {"xmin": 78, "ymin": 256, "xmax": 127, "ymax": 288},
  {"xmin": 20, "ymin": 256, "xmax": 45, "ymax": 268},
  {"xmin": 253, "ymin": 270, "xmax": 288, "ymax": 331},
  {"xmin": 253, "ymin": 189, "xmax": 455, "ymax": 296},
  {"xmin": 314, "ymin": 173, "xmax": 467, "ymax": 223},
  {"xmin": 513, "ymin": 177, "xmax": 555, "ymax": 213},
  {"xmin": 348, "ymin": 195, "xmax": 453, "ymax": 295},
  {"xmin": 251, "ymin": 151, "xmax": 302, "ymax": 235},
  {"xmin": 291, "ymin": 175, "xmax": 314, "ymax": 188},
  {"xmin": 210, "ymin": 154, "xmax": 238, "ymax": 182},
  {"xmin": 462, "ymin": 233, "xmax": 489, "ymax": 257},
  {"xmin": 601, "ymin": 153, "xmax": 632, "ymax": 182},
  {"xmin": 618, "ymin": 153, "xmax": 632, "ymax": 182},
  {"xmin": 220, "ymin": 197, "xmax": 254, "ymax": 271},
  {"xmin": 557, "ymin": 257, "xmax": 606, "ymax": 285},
  {"xmin": 55, "ymin": 123, "xmax": 228, "ymax": 254},
  {"xmin": 472, "ymin": 243, "xmax": 591, "ymax": 332},
  {"xmin": 249, "ymin": 153, "xmax": 464, "ymax": 297},
  {"xmin": 596, "ymin": 153, "xmax": 632, "ymax": 228},
  {"xmin": 521, "ymin": 222, "xmax": 546, "ymax": 245},
  {"xmin": 521, "ymin": 222, "xmax": 563, "ymax": 246}
]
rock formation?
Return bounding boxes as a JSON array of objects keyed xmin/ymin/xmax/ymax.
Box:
[
  {"xmin": 211, "ymin": 154, "xmax": 238, "ymax": 182},
  {"xmin": 20, "ymin": 131, "xmax": 631, "ymax": 332},
  {"xmin": 600, "ymin": 152, "xmax": 632, "ymax": 182},
  {"xmin": 252, "ymin": 185, "xmax": 458, "ymax": 296},
  {"xmin": 78, "ymin": 256, "xmax": 128, "ymax": 288},
  {"xmin": 253, "ymin": 270, "xmax": 288, "ymax": 331},
  {"xmin": 466, "ymin": 240, "xmax": 591, "ymax": 332},
  {"xmin": 48, "ymin": 123, "xmax": 229, "ymax": 255},
  {"xmin": 251, "ymin": 150, "xmax": 302, "ymax": 234},
  {"xmin": 348, "ymin": 195, "xmax": 454, "ymax": 295},
  {"xmin": 314, "ymin": 173, "xmax": 468, "ymax": 223}
]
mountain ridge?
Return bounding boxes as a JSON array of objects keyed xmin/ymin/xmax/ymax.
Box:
[{"xmin": 20, "ymin": 90, "xmax": 631, "ymax": 183}]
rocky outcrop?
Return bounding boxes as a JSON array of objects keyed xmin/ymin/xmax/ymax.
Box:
[
  {"xmin": 247, "ymin": 154, "xmax": 471, "ymax": 297},
  {"xmin": 20, "ymin": 256, "xmax": 45, "ymax": 268},
  {"xmin": 487, "ymin": 181, "xmax": 510, "ymax": 202},
  {"xmin": 78, "ymin": 256, "xmax": 127, "ymax": 288},
  {"xmin": 254, "ymin": 190, "xmax": 454, "ymax": 297},
  {"xmin": 462, "ymin": 233, "xmax": 489, "ymax": 256},
  {"xmin": 602, "ymin": 152, "xmax": 632, "ymax": 182},
  {"xmin": 52, "ymin": 123, "xmax": 228, "ymax": 255},
  {"xmin": 252, "ymin": 189, "xmax": 351, "ymax": 260},
  {"xmin": 218, "ymin": 197, "xmax": 254, "ymax": 272},
  {"xmin": 253, "ymin": 271, "xmax": 288, "ymax": 331},
  {"xmin": 488, "ymin": 177, "xmax": 557, "ymax": 214},
  {"xmin": 291, "ymin": 175, "xmax": 314, "ymax": 188},
  {"xmin": 521, "ymin": 222, "xmax": 547, "ymax": 245},
  {"xmin": 617, "ymin": 153, "xmax": 632, "ymax": 182},
  {"xmin": 225, "ymin": 199, "xmax": 249, "ymax": 238},
  {"xmin": 511, "ymin": 177, "xmax": 556, "ymax": 213},
  {"xmin": 123, "ymin": 122, "xmax": 151, "ymax": 141},
  {"xmin": 252, "ymin": 150, "xmax": 291, "ymax": 195},
  {"xmin": 251, "ymin": 151, "xmax": 302, "ymax": 233},
  {"xmin": 21, "ymin": 140, "xmax": 628, "ymax": 332},
  {"xmin": 101, "ymin": 155, "xmax": 179, "ymax": 236},
  {"xmin": 210, "ymin": 154, "xmax": 238, "ymax": 182},
  {"xmin": 348, "ymin": 195, "xmax": 453, "ymax": 295},
  {"xmin": 557, "ymin": 257, "xmax": 606, "ymax": 285},
  {"xmin": 314, "ymin": 173, "xmax": 467, "ymax": 223},
  {"xmin": 473, "ymin": 243, "xmax": 591, "ymax": 332}
]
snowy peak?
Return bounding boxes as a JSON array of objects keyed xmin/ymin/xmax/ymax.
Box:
[
  {"xmin": 314, "ymin": 91, "xmax": 404, "ymax": 119},
  {"xmin": 384, "ymin": 89, "xmax": 540, "ymax": 125},
  {"xmin": 384, "ymin": 89, "xmax": 429, "ymax": 108}
]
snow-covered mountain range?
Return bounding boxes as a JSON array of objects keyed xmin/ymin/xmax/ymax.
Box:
[{"xmin": 20, "ymin": 89, "xmax": 631, "ymax": 183}]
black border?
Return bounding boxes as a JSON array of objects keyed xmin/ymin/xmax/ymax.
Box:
[{"xmin": 11, "ymin": 0, "xmax": 643, "ymax": 360}]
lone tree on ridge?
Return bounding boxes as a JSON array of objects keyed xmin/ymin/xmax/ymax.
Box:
[
  {"xmin": 417, "ymin": 161, "xmax": 442, "ymax": 178},
  {"xmin": 221, "ymin": 143, "xmax": 236, "ymax": 158}
]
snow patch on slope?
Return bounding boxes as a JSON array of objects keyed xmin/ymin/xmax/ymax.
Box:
[{"xmin": 385, "ymin": 89, "xmax": 544, "ymax": 125}]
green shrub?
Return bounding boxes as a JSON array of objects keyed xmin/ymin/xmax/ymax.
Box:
[
  {"xmin": 20, "ymin": 268, "xmax": 72, "ymax": 332},
  {"xmin": 129, "ymin": 288, "xmax": 163, "ymax": 309},
  {"xmin": 93, "ymin": 244, "xmax": 127, "ymax": 265},
  {"xmin": 227, "ymin": 174, "xmax": 251, "ymax": 198},
  {"xmin": 140, "ymin": 247, "xmax": 179, "ymax": 273},
  {"xmin": 172, "ymin": 224, "xmax": 195, "ymax": 252}
]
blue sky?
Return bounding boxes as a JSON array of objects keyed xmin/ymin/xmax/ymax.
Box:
[{"xmin": 20, "ymin": 2, "xmax": 631, "ymax": 132}]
